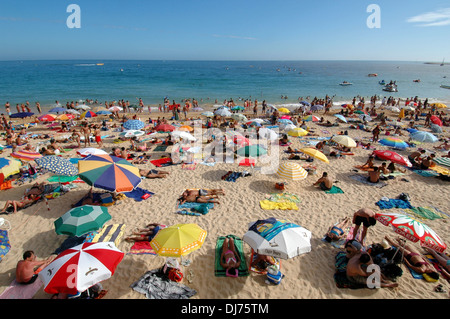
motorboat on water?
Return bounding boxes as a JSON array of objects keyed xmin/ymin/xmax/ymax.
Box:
[
  {"xmin": 368, "ymin": 73, "xmax": 378, "ymax": 77},
  {"xmin": 339, "ymin": 81, "xmax": 353, "ymax": 86},
  {"xmin": 383, "ymin": 84, "xmax": 398, "ymax": 92}
]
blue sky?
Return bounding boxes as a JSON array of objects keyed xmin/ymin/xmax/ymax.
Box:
[{"xmin": 0, "ymin": 0, "xmax": 449, "ymax": 61}]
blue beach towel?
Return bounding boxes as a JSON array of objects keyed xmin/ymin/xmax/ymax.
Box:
[
  {"xmin": 123, "ymin": 187, "xmax": 155, "ymax": 202},
  {"xmin": 376, "ymin": 199, "xmax": 413, "ymax": 210}
]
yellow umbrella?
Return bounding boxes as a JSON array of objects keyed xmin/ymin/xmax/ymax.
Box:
[
  {"xmin": 398, "ymin": 108, "xmax": 405, "ymax": 119},
  {"xmin": 299, "ymin": 148, "xmax": 329, "ymax": 164},
  {"xmin": 288, "ymin": 128, "xmax": 308, "ymax": 137},
  {"xmin": 0, "ymin": 158, "xmax": 21, "ymax": 179},
  {"xmin": 178, "ymin": 125, "xmax": 194, "ymax": 132},
  {"xmin": 278, "ymin": 108, "xmax": 290, "ymax": 113},
  {"xmin": 431, "ymin": 103, "xmax": 447, "ymax": 109},
  {"xmin": 331, "ymin": 135, "xmax": 357, "ymax": 148},
  {"xmin": 56, "ymin": 114, "xmax": 75, "ymax": 121},
  {"xmin": 150, "ymin": 223, "xmax": 207, "ymax": 257},
  {"xmin": 276, "ymin": 162, "xmax": 308, "ymax": 180}
]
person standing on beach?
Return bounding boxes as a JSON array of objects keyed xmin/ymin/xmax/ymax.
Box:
[
  {"xmin": 350, "ymin": 208, "xmax": 377, "ymax": 244},
  {"xmin": 93, "ymin": 125, "xmax": 103, "ymax": 148},
  {"xmin": 81, "ymin": 122, "xmax": 91, "ymax": 147},
  {"xmin": 35, "ymin": 102, "xmax": 42, "ymax": 114},
  {"xmin": 4, "ymin": 101, "xmax": 10, "ymax": 115},
  {"xmin": 16, "ymin": 104, "xmax": 21, "ymax": 113}
]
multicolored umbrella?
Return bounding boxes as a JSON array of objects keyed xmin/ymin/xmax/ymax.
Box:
[
  {"xmin": 39, "ymin": 242, "xmax": 124, "ymax": 294},
  {"xmin": 372, "ymin": 150, "xmax": 412, "ymax": 167},
  {"xmin": 78, "ymin": 154, "xmax": 141, "ymax": 193},
  {"xmin": 54, "ymin": 205, "xmax": 111, "ymax": 237},
  {"xmin": 303, "ymin": 115, "xmax": 320, "ymax": 122},
  {"xmin": 276, "ymin": 162, "xmax": 308, "ymax": 180},
  {"xmin": 56, "ymin": 113, "xmax": 75, "ymax": 121},
  {"xmin": 299, "ymin": 148, "xmax": 329, "ymax": 164},
  {"xmin": 243, "ymin": 217, "xmax": 312, "ymax": 259},
  {"xmin": 376, "ymin": 211, "xmax": 447, "ymax": 253},
  {"xmin": 150, "ymin": 223, "xmax": 207, "ymax": 257},
  {"xmin": 11, "ymin": 150, "xmax": 43, "ymax": 162},
  {"xmin": 410, "ymin": 131, "xmax": 438, "ymax": 143},
  {"xmin": 379, "ymin": 137, "xmax": 409, "ymax": 149},
  {"xmin": 124, "ymin": 120, "xmax": 145, "ymax": 130},
  {"xmin": 35, "ymin": 156, "xmax": 78, "ymax": 176},
  {"xmin": 331, "ymin": 135, "xmax": 357, "ymax": 148},
  {"xmin": 80, "ymin": 111, "xmax": 97, "ymax": 119},
  {"xmin": 277, "ymin": 119, "xmax": 294, "ymax": 125}
]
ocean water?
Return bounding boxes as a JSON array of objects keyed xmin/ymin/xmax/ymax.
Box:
[{"xmin": 0, "ymin": 60, "xmax": 449, "ymax": 112}]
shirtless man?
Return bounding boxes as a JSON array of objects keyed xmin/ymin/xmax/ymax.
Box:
[
  {"xmin": 5, "ymin": 101, "xmax": 10, "ymax": 115},
  {"xmin": 93, "ymin": 125, "xmax": 103, "ymax": 148},
  {"xmin": 178, "ymin": 189, "xmax": 223, "ymax": 204},
  {"xmin": 313, "ymin": 172, "xmax": 333, "ymax": 190},
  {"xmin": 350, "ymin": 208, "xmax": 377, "ymax": 244},
  {"xmin": 81, "ymin": 122, "xmax": 91, "ymax": 147},
  {"xmin": 367, "ymin": 166, "xmax": 381, "ymax": 183},
  {"xmin": 16, "ymin": 251, "xmax": 55, "ymax": 284}
]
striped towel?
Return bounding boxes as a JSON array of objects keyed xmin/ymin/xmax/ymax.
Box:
[{"xmin": 86, "ymin": 224, "xmax": 126, "ymax": 246}]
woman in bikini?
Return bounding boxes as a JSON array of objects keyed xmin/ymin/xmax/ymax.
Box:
[
  {"xmin": 220, "ymin": 237, "xmax": 241, "ymax": 277},
  {"xmin": 324, "ymin": 217, "xmax": 351, "ymax": 242},
  {"xmin": 0, "ymin": 194, "xmax": 37, "ymax": 214}
]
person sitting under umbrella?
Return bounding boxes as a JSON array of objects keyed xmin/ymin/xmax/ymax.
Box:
[
  {"xmin": 384, "ymin": 236, "xmax": 440, "ymax": 282},
  {"xmin": 220, "ymin": 237, "xmax": 241, "ymax": 278}
]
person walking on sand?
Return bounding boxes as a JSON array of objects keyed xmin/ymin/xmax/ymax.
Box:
[
  {"xmin": 350, "ymin": 208, "xmax": 377, "ymax": 244},
  {"xmin": 81, "ymin": 122, "xmax": 91, "ymax": 147},
  {"xmin": 35, "ymin": 102, "xmax": 42, "ymax": 114},
  {"xmin": 93, "ymin": 125, "xmax": 103, "ymax": 148}
]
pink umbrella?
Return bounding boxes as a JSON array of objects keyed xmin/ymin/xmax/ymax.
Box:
[{"xmin": 280, "ymin": 115, "xmax": 291, "ymax": 120}]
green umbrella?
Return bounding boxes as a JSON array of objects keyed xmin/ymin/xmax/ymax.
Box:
[
  {"xmin": 236, "ymin": 145, "xmax": 268, "ymax": 157},
  {"xmin": 54, "ymin": 205, "xmax": 111, "ymax": 237}
]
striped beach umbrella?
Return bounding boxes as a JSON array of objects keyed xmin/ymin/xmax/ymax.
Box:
[
  {"xmin": 303, "ymin": 115, "xmax": 320, "ymax": 122},
  {"xmin": 77, "ymin": 148, "xmax": 109, "ymax": 158},
  {"xmin": 35, "ymin": 156, "xmax": 78, "ymax": 176},
  {"xmin": 150, "ymin": 223, "xmax": 207, "ymax": 257},
  {"xmin": 123, "ymin": 120, "xmax": 145, "ymax": 130},
  {"xmin": 56, "ymin": 113, "xmax": 75, "ymax": 121},
  {"xmin": 80, "ymin": 111, "xmax": 97, "ymax": 119},
  {"xmin": 54, "ymin": 205, "xmax": 111, "ymax": 237},
  {"xmin": 11, "ymin": 150, "xmax": 43, "ymax": 162},
  {"xmin": 78, "ymin": 154, "xmax": 141, "ymax": 193},
  {"xmin": 276, "ymin": 162, "xmax": 308, "ymax": 180}
]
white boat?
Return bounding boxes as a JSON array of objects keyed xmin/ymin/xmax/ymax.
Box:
[
  {"xmin": 383, "ymin": 84, "xmax": 398, "ymax": 92},
  {"xmin": 339, "ymin": 81, "xmax": 353, "ymax": 86}
]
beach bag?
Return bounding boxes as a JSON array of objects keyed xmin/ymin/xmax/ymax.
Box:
[
  {"xmin": 398, "ymin": 193, "xmax": 410, "ymax": 202},
  {"xmin": 266, "ymin": 265, "xmax": 284, "ymax": 285},
  {"xmin": 168, "ymin": 268, "xmax": 183, "ymax": 282}
]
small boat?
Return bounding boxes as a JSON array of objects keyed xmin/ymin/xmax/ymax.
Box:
[
  {"xmin": 368, "ymin": 73, "xmax": 378, "ymax": 77},
  {"xmin": 339, "ymin": 81, "xmax": 352, "ymax": 86},
  {"xmin": 383, "ymin": 84, "xmax": 398, "ymax": 92},
  {"xmin": 379, "ymin": 80, "xmax": 386, "ymax": 85},
  {"xmin": 440, "ymin": 85, "xmax": 450, "ymax": 89},
  {"xmin": 96, "ymin": 63, "xmax": 104, "ymax": 66},
  {"xmin": 440, "ymin": 58, "xmax": 445, "ymax": 66},
  {"xmin": 413, "ymin": 79, "xmax": 420, "ymax": 83}
]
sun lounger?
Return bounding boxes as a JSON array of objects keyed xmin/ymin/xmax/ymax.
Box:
[{"xmin": 215, "ymin": 235, "xmax": 249, "ymax": 277}]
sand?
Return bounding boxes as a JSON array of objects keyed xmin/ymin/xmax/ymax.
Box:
[{"xmin": 0, "ymin": 105, "xmax": 449, "ymax": 301}]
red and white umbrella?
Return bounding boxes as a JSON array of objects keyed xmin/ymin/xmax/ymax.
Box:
[
  {"xmin": 376, "ymin": 211, "xmax": 447, "ymax": 253},
  {"xmin": 38, "ymin": 242, "xmax": 124, "ymax": 294},
  {"xmin": 372, "ymin": 150, "xmax": 412, "ymax": 167},
  {"xmin": 430, "ymin": 115, "xmax": 442, "ymax": 127}
]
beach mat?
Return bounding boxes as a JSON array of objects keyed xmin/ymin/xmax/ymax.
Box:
[
  {"xmin": 153, "ymin": 145, "xmax": 168, "ymax": 152},
  {"xmin": 325, "ymin": 185, "xmax": 344, "ymax": 194},
  {"xmin": 123, "ymin": 187, "xmax": 155, "ymax": 202},
  {"xmin": 128, "ymin": 241, "xmax": 157, "ymax": 255},
  {"xmin": 0, "ymin": 279, "xmax": 43, "ymax": 299},
  {"xmin": 150, "ymin": 158, "xmax": 172, "ymax": 167},
  {"xmin": 407, "ymin": 167, "xmax": 439, "ymax": 177},
  {"xmin": 215, "ymin": 235, "xmax": 249, "ymax": 277},
  {"xmin": 86, "ymin": 224, "xmax": 126, "ymax": 246},
  {"xmin": 375, "ymin": 198, "xmax": 413, "ymax": 210},
  {"xmin": 349, "ymin": 174, "xmax": 387, "ymax": 188}
]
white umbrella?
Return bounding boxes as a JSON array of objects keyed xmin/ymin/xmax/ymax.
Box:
[
  {"xmin": 77, "ymin": 148, "xmax": 108, "ymax": 157},
  {"xmin": 282, "ymin": 124, "xmax": 297, "ymax": 132},
  {"xmin": 75, "ymin": 104, "xmax": 91, "ymax": 110},
  {"xmin": 109, "ymin": 106, "xmax": 123, "ymax": 112},
  {"xmin": 243, "ymin": 217, "xmax": 311, "ymax": 259},
  {"xmin": 231, "ymin": 114, "xmax": 248, "ymax": 122},
  {"xmin": 66, "ymin": 109, "xmax": 81, "ymax": 115},
  {"xmin": 119, "ymin": 130, "xmax": 145, "ymax": 138},
  {"xmin": 386, "ymin": 106, "xmax": 400, "ymax": 112},
  {"xmin": 258, "ymin": 127, "xmax": 279, "ymax": 141},
  {"xmin": 214, "ymin": 108, "xmax": 232, "ymax": 117},
  {"xmin": 171, "ymin": 131, "xmax": 196, "ymax": 141}
]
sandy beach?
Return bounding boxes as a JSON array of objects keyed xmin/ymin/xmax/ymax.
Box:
[{"xmin": 0, "ymin": 103, "xmax": 449, "ymax": 302}]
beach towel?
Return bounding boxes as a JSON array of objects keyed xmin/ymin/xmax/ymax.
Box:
[
  {"xmin": 0, "ymin": 279, "xmax": 43, "ymax": 299},
  {"xmin": 215, "ymin": 235, "xmax": 249, "ymax": 277},
  {"xmin": 153, "ymin": 145, "xmax": 168, "ymax": 152},
  {"xmin": 222, "ymin": 171, "xmax": 243, "ymax": 182},
  {"xmin": 150, "ymin": 157, "xmax": 172, "ymax": 167},
  {"xmin": 375, "ymin": 198, "xmax": 413, "ymax": 210},
  {"xmin": 430, "ymin": 165, "xmax": 450, "ymax": 176},
  {"xmin": 403, "ymin": 207, "xmax": 447, "ymax": 220},
  {"xmin": 128, "ymin": 241, "xmax": 157, "ymax": 255},
  {"xmin": 333, "ymin": 251, "xmax": 366, "ymax": 289},
  {"xmin": 407, "ymin": 167, "xmax": 439, "ymax": 177},
  {"xmin": 249, "ymin": 249, "xmax": 280, "ymax": 275},
  {"xmin": 267, "ymin": 192, "xmax": 301, "ymax": 203},
  {"xmin": 86, "ymin": 224, "xmax": 126, "ymax": 246},
  {"xmin": 130, "ymin": 268, "xmax": 197, "ymax": 299},
  {"xmin": 54, "ymin": 235, "xmax": 87, "ymax": 255},
  {"xmin": 181, "ymin": 163, "xmax": 197, "ymax": 170},
  {"xmin": 349, "ymin": 174, "xmax": 387, "ymax": 188},
  {"xmin": 324, "ymin": 185, "xmax": 344, "ymax": 194},
  {"xmin": 381, "ymin": 171, "xmax": 405, "ymax": 178},
  {"xmin": 123, "ymin": 187, "xmax": 155, "ymax": 202},
  {"xmin": 47, "ymin": 175, "xmax": 79, "ymax": 183},
  {"xmin": 0, "ymin": 230, "xmax": 11, "ymax": 262},
  {"xmin": 259, "ymin": 200, "xmax": 298, "ymax": 210}
]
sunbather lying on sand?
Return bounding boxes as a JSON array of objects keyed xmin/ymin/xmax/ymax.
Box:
[
  {"xmin": 0, "ymin": 194, "xmax": 37, "ymax": 214},
  {"xmin": 125, "ymin": 223, "xmax": 162, "ymax": 242},
  {"xmin": 178, "ymin": 189, "xmax": 223, "ymax": 204},
  {"xmin": 71, "ymin": 188, "xmax": 102, "ymax": 208},
  {"xmin": 139, "ymin": 169, "xmax": 170, "ymax": 179},
  {"xmin": 324, "ymin": 217, "xmax": 351, "ymax": 242}
]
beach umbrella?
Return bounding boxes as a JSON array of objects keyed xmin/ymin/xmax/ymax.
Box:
[
  {"xmin": 0, "ymin": 158, "xmax": 21, "ymax": 179},
  {"xmin": 372, "ymin": 150, "xmax": 412, "ymax": 167},
  {"xmin": 231, "ymin": 114, "xmax": 248, "ymax": 122},
  {"xmin": 11, "ymin": 150, "xmax": 43, "ymax": 162},
  {"xmin": 359, "ymin": 114, "xmax": 372, "ymax": 122},
  {"xmin": 334, "ymin": 114, "xmax": 347, "ymax": 123},
  {"xmin": 299, "ymin": 148, "xmax": 329, "ymax": 164},
  {"xmin": 155, "ymin": 123, "xmax": 175, "ymax": 132},
  {"xmin": 300, "ymin": 101, "xmax": 311, "ymax": 106},
  {"xmin": 80, "ymin": 111, "xmax": 97, "ymax": 119},
  {"xmin": 214, "ymin": 108, "xmax": 232, "ymax": 117},
  {"xmin": 288, "ymin": 128, "xmax": 308, "ymax": 137},
  {"xmin": 150, "ymin": 223, "xmax": 207, "ymax": 257},
  {"xmin": 310, "ymin": 105, "xmax": 324, "ymax": 112},
  {"xmin": 375, "ymin": 212, "xmax": 447, "ymax": 253},
  {"xmin": 236, "ymin": 145, "xmax": 267, "ymax": 157},
  {"xmin": 66, "ymin": 109, "xmax": 80, "ymax": 115},
  {"xmin": 49, "ymin": 107, "xmax": 66, "ymax": 113},
  {"xmin": 78, "ymin": 154, "xmax": 141, "ymax": 193},
  {"xmin": 277, "ymin": 119, "xmax": 294, "ymax": 125},
  {"xmin": 39, "ymin": 242, "xmax": 124, "ymax": 295},
  {"xmin": 303, "ymin": 115, "xmax": 320, "ymax": 122},
  {"xmin": 108, "ymin": 106, "xmax": 123, "ymax": 112},
  {"xmin": 258, "ymin": 127, "xmax": 279, "ymax": 141},
  {"xmin": 186, "ymin": 146, "xmax": 201, "ymax": 154},
  {"xmin": 0, "ymin": 230, "xmax": 11, "ymax": 262},
  {"xmin": 9, "ymin": 112, "xmax": 34, "ymax": 119},
  {"xmin": 276, "ymin": 162, "xmax": 308, "ymax": 181},
  {"xmin": 201, "ymin": 111, "xmax": 214, "ymax": 117},
  {"xmin": 341, "ymin": 103, "xmax": 354, "ymax": 109},
  {"xmin": 232, "ymin": 135, "xmax": 251, "ymax": 147},
  {"xmin": 430, "ymin": 116, "xmax": 442, "ymax": 127},
  {"xmin": 75, "ymin": 104, "xmax": 91, "ymax": 110},
  {"xmin": 247, "ymin": 121, "xmax": 262, "ymax": 127},
  {"xmin": 278, "ymin": 108, "xmax": 290, "ymax": 113},
  {"xmin": 124, "ymin": 120, "xmax": 145, "ymax": 130},
  {"xmin": 282, "ymin": 124, "xmax": 297, "ymax": 132},
  {"xmin": 410, "ymin": 131, "xmax": 438, "ymax": 143},
  {"xmin": 96, "ymin": 110, "xmax": 112, "ymax": 115},
  {"xmin": 172, "ymin": 131, "xmax": 196, "ymax": 141},
  {"xmin": 386, "ymin": 106, "xmax": 400, "ymax": 113},
  {"xmin": 231, "ymin": 105, "xmax": 244, "ymax": 111},
  {"xmin": 243, "ymin": 217, "xmax": 312, "ymax": 259},
  {"xmin": 38, "ymin": 114, "xmax": 57, "ymax": 122},
  {"xmin": 35, "ymin": 156, "xmax": 78, "ymax": 176},
  {"xmin": 119, "ymin": 130, "xmax": 145, "ymax": 138},
  {"xmin": 192, "ymin": 107, "xmax": 203, "ymax": 111},
  {"xmin": 280, "ymin": 115, "xmax": 291, "ymax": 120},
  {"xmin": 433, "ymin": 157, "xmax": 450, "ymax": 168},
  {"xmin": 331, "ymin": 135, "xmax": 357, "ymax": 148},
  {"xmin": 178, "ymin": 125, "xmax": 194, "ymax": 132},
  {"xmin": 379, "ymin": 137, "xmax": 408, "ymax": 149},
  {"xmin": 56, "ymin": 113, "xmax": 75, "ymax": 121},
  {"xmin": 54, "ymin": 205, "xmax": 111, "ymax": 237},
  {"xmin": 431, "ymin": 103, "xmax": 447, "ymax": 109},
  {"xmin": 239, "ymin": 158, "xmax": 256, "ymax": 167},
  {"xmin": 77, "ymin": 148, "xmax": 109, "ymax": 157},
  {"xmin": 92, "ymin": 106, "xmax": 107, "ymax": 112},
  {"xmin": 430, "ymin": 124, "xmax": 443, "ymax": 133}
]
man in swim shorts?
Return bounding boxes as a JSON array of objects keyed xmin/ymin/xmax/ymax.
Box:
[
  {"xmin": 350, "ymin": 208, "xmax": 377, "ymax": 244},
  {"xmin": 16, "ymin": 251, "xmax": 55, "ymax": 284}
]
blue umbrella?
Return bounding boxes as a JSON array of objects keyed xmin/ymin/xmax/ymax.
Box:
[
  {"xmin": 410, "ymin": 131, "xmax": 438, "ymax": 143},
  {"xmin": 9, "ymin": 112, "xmax": 34, "ymax": 118},
  {"xmin": 300, "ymin": 101, "xmax": 310, "ymax": 106},
  {"xmin": 35, "ymin": 156, "xmax": 78, "ymax": 176},
  {"xmin": 96, "ymin": 110, "xmax": 112, "ymax": 115},
  {"xmin": 334, "ymin": 114, "xmax": 347, "ymax": 123},
  {"xmin": 277, "ymin": 119, "xmax": 294, "ymax": 125},
  {"xmin": 123, "ymin": 120, "xmax": 145, "ymax": 130},
  {"xmin": 49, "ymin": 107, "xmax": 67, "ymax": 113},
  {"xmin": 310, "ymin": 105, "xmax": 324, "ymax": 111},
  {"xmin": 379, "ymin": 138, "xmax": 409, "ymax": 149}
]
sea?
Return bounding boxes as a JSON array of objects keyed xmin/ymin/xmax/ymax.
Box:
[{"xmin": 0, "ymin": 60, "xmax": 449, "ymax": 112}]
